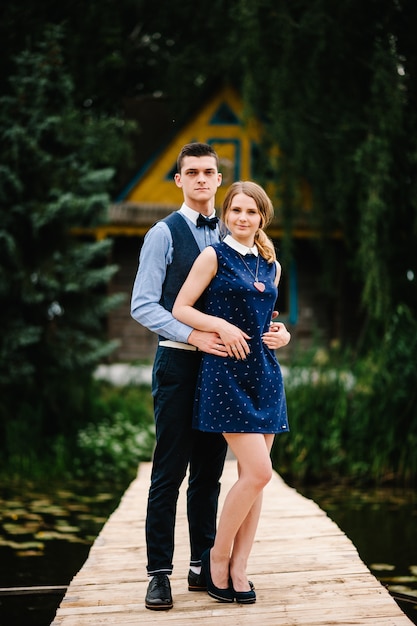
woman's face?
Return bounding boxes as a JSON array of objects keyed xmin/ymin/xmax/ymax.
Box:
[{"xmin": 225, "ymin": 193, "xmax": 262, "ymax": 244}]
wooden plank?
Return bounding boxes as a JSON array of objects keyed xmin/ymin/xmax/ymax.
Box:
[{"xmin": 51, "ymin": 461, "xmax": 413, "ymax": 625}]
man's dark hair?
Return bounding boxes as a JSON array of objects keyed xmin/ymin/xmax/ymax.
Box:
[{"xmin": 176, "ymin": 142, "xmax": 219, "ymax": 173}]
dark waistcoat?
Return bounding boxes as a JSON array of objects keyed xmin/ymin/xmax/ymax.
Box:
[{"xmin": 158, "ymin": 212, "xmax": 205, "ymax": 342}]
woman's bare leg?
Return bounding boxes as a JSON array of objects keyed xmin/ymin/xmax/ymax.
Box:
[
  {"xmin": 209, "ymin": 433, "xmax": 274, "ymax": 589},
  {"xmin": 229, "ymin": 435, "xmax": 274, "ymax": 591},
  {"xmin": 229, "ymin": 489, "xmax": 263, "ymax": 591}
]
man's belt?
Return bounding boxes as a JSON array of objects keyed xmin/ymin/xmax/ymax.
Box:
[{"xmin": 159, "ymin": 340, "xmax": 199, "ymax": 352}]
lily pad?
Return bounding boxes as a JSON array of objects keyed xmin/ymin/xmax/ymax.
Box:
[
  {"xmin": 2, "ymin": 522, "xmax": 41, "ymax": 535},
  {"xmin": 370, "ymin": 563, "xmax": 395, "ymax": 571},
  {"xmin": 2, "ymin": 539, "xmax": 44, "ymax": 551},
  {"xmin": 389, "ymin": 585, "xmax": 417, "ymax": 598}
]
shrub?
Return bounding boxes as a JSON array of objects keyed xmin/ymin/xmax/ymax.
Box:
[
  {"xmin": 73, "ymin": 383, "xmax": 155, "ymax": 481},
  {"xmin": 273, "ymin": 306, "xmax": 417, "ymax": 486}
]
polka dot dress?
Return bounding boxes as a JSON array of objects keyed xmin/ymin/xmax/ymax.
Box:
[{"xmin": 193, "ymin": 242, "xmax": 289, "ymax": 434}]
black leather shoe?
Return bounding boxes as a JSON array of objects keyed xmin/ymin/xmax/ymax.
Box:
[
  {"xmin": 145, "ymin": 574, "xmax": 173, "ymax": 610},
  {"xmin": 201, "ymin": 549, "xmax": 234, "ymax": 603},
  {"xmin": 188, "ymin": 568, "xmax": 206, "ymax": 591},
  {"xmin": 233, "ymin": 580, "xmax": 256, "ymax": 604}
]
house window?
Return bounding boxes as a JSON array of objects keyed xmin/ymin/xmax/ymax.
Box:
[{"xmin": 208, "ymin": 138, "xmax": 241, "ymax": 185}]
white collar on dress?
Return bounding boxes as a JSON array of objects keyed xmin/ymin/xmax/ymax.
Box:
[
  {"xmin": 179, "ymin": 203, "xmax": 217, "ymax": 225},
  {"xmin": 223, "ymin": 234, "xmax": 259, "ymax": 256}
]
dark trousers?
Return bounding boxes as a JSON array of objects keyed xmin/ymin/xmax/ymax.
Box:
[{"xmin": 146, "ymin": 346, "xmax": 227, "ymax": 576}]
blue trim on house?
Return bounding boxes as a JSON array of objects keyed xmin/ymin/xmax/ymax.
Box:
[
  {"xmin": 163, "ymin": 136, "xmax": 198, "ymax": 181},
  {"xmin": 114, "ymin": 128, "xmax": 185, "ymax": 201},
  {"xmin": 288, "ymin": 260, "xmax": 298, "ymax": 325},
  {"xmin": 115, "ymin": 153, "xmax": 162, "ymax": 202},
  {"xmin": 209, "ymin": 102, "xmax": 240, "ymax": 125},
  {"xmin": 250, "ymin": 141, "xmax": 260, "ymax": 180},
  {"xmin": 276, "ymin": 259, "xmax": 298, "ymax": 326}
]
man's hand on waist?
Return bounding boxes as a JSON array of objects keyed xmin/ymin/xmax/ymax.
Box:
[{"xmin": 188, "ymin": 330, "xmax": 228, "ymax": 356}]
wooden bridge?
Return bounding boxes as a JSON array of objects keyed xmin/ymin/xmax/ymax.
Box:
[{"xmin": 51, "ymin": 460, "xmax": 413, "ymax": 625}]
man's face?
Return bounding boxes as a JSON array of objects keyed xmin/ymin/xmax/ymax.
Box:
[{"xmin": 174, "ymin": 155, "xmax": 222, "ymax": 207}]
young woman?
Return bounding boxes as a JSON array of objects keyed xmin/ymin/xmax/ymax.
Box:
[{"xmin": 172, "ymin": 181, "xmax": 290, "ymax": 604}]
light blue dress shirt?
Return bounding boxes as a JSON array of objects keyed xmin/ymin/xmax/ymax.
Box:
[{"xmin": 131, "ymin": 203, "xmax": 221, "ymax": 343}]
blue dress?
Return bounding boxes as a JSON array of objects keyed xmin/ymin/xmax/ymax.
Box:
[{"xmin": 193, "ymin": 241, "xmax": 289, "ymax": 434}]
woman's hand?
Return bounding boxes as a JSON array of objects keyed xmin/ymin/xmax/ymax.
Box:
[
  {"xmin": 262, "ymin": 322, "xmax": 291, "ymax": 350},
  {"xmin": 217, "ymin": 320, "xmax": 251, "ymax": 360}
]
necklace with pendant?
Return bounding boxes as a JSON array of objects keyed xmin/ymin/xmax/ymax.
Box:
[{"xmin": 237, "ymin": 252, "xmax": 265, "ymax": 292}]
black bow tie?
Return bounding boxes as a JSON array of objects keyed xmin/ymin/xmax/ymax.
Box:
[{"xmin": 196, "ymin": 214, "xmax": 219, "ymax": 230}]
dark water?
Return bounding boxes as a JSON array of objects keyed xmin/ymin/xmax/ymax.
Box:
[
  {"xmin": 0, "ymin": 478, "xmax": 126, "ymax": 626},
  {"xmin": 1, "ymin": 479, "xmax": 416, "ymax": 625},
  {"xmin": 297, "ymin": 483, "xmax": 417, "ymax": 625}
]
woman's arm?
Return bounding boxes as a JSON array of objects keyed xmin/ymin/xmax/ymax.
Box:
[
  {"xmin": 173, "ymin": 247, "xmax": 251, "ymax": 359},
  {"xmin": 263, "ymin": 260, "xmax": 291, "ymax": 349},
  {"xmin": 274, "ymin": 260, "xmax": 282, "ymax": 286}
]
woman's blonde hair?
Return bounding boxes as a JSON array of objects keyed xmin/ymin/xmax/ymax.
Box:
[{"xmin": 221, "ymin": 181, "xmax": 276, "ymax": 263}]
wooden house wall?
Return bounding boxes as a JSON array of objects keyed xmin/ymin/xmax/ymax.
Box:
[{"xmin": 107, "ymin": 237, "xmax": 156, "ymax": 362}]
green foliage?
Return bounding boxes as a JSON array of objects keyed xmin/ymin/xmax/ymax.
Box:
[
  {"xmin": 74, "ymin": 383, "xmax": 155, "ymax": 481},
  {"xmin": 1, "ymin": 381, "xmax": 155, "ymax": 483},
  {"xmin": 0, "ymin": 26, "xmax": 133, "ymax": 458},
  {"xmin": 273, "ymin": 357, "xmax": 354, "ymax": 483},
  {"xmin": 273, "ymin": 306, "xmax": 417, "ymax": 485},
  {"xmin": 350, "ymin": 305, "xmax": 417, "ymax": 482},
  {"xmin": 235, "ymin": 0, "xmax": 417, "ymax": 333}
]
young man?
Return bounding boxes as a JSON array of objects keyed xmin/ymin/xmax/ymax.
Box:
[{"xmin": 131, "ymin": 143, "xmax": 229, "ymax": 610}]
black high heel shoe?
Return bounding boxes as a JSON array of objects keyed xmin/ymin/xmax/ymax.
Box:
[
  {"xmin": 232, "ymin": 580, "xmax": 256, "ymax": 604},
  {"xmin": 201, "ymin": 549, "xmax": 234, "ymax": 603}
]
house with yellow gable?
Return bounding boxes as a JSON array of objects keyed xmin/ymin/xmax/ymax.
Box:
[{"xmin": 82, "ymin": 85, "xmax": 343, "ymax": 362}]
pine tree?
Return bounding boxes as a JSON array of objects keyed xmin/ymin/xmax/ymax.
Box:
[{"xmin": 0, "ymin": 26, "xmax": 131, "ymax": 458}]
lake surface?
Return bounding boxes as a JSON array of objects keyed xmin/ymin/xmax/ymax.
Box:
[
  {"xmin": 0, "ymin": 477, "xmax": 416, "ymax": 625},
  {"xmin": 298, "ymin": 483, "xmax": 417, "ymax": 625},
  {"xmin": 0, "ymin": 477, "xmax": 126, "ymax": 625}
]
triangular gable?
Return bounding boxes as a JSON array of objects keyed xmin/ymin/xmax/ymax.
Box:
[
  {"xmin": 209, "ymin": 102, "xmax": 240, "ymax": 125},
  {"xmin": 118, "ymin": 85, "xmax": 262, "ymax": 210}
]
